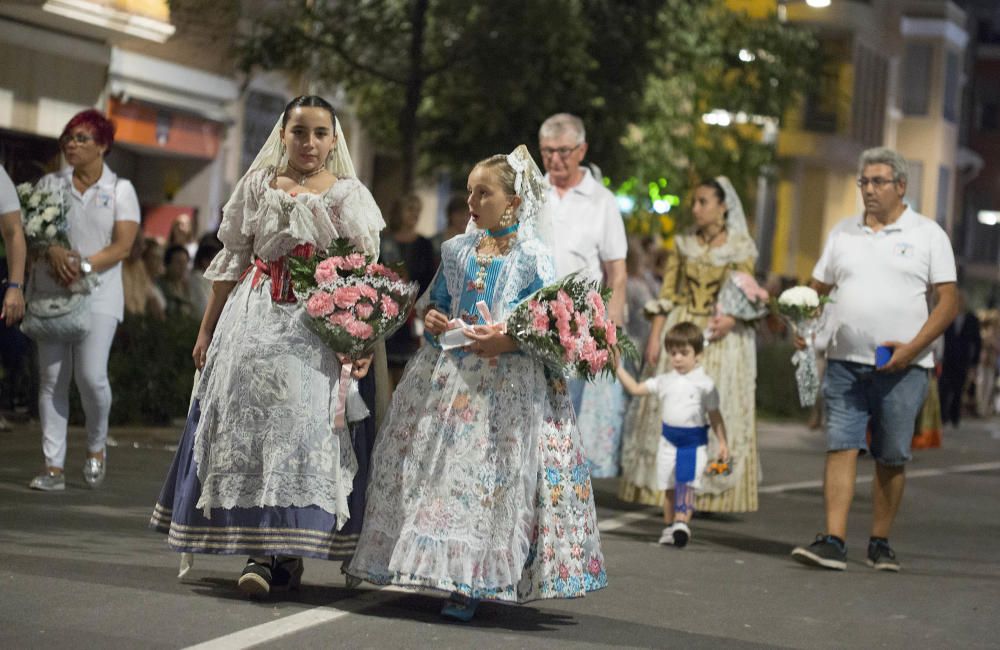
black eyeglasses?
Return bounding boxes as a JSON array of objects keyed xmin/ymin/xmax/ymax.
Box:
[
  {"xmin": 856, "ymin": 177, "xmax": 895, "ymax": 189},
  {"xmin": 539, "ymin": 144, "xmax": 581, "ymax": 159},
  {"xmin": 60, "ymin": 133, "xmax": 95, "ymax": 146}
]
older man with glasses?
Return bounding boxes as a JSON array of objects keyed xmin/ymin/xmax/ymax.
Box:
[
  {"xmin": 791, "ymin": 146, "xmax": 958, "ymax": 572},
  {"xmin": 538, "ymin": 113, "xmax": 628, "ymax": 478}
]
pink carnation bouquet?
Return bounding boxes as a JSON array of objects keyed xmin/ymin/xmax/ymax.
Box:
[
  {"xmin": 716, "ymin": 271, "xmax": 770, "ymax": 321},
  {"xmin": 289, "ymin": 238, "xmax": 419, "ymax": 360},
  {"xmin": 506, "ymin": 273, "xmax": 637, "ymax": 380}
]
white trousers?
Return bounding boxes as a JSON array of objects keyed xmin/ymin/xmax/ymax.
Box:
[{"xmin": 36, "ymin": 312, "xmax": 118, "ymax": 468}]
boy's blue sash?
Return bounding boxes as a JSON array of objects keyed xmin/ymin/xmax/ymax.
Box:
[{"xmin": 661, "ymin": 424, "xmax": 708, "ymax": 483}]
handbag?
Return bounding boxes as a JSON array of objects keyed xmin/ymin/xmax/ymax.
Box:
[{"xmin": 20, "ymin": 288, "xmax": 91, "ymax": 343}]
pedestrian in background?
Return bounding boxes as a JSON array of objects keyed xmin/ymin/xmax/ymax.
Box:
[
  {"xmin": 792, "ymin": 147, "xmax": 957, "ymax": 572},
  {"xmin": 620, "ymin": 177, "xmax": 762, "ymax": 513},
  {"xmin": 539, "ymin": 112, "xmax": 628, "ymax": 478},
  {"xmin": 623, "ymin": 239, "xmax": 657, "ymax": 374},
  {"xmin": 431, "ymin": 193, "xmax": 471, "ymax": 265},
  {"xmin": 122, "ymin": 235, "xmax": 165, "ymax": 319},
  {"xmin": 380, "ymin": 193, "xmax": 435, "ymax": 386},
  {"xmin": 29, "ymin": 109, "xmax": 140, "ymax": 491},
  {"xmin": 974, "ymin": 308, "xmax": 1000, "ymax": 416},
  {"xmin": 189, "ymin": 236, "xmax": 222, "ymax": 317},
  {"xmin": 0, "ymin": 165, "xmax": 27, "ymax": 431},
  {"xmin": 939, "ymin": 292, "xmax": 980, "ymax": 428},
  {"xmin": 158, "ymin": 244, "xmax": 194, "ymax": 319},
  {"xmin": 167, "ymin": 213, "xmax": 198, "ymax": 264}
]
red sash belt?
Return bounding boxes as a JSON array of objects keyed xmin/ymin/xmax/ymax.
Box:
[{"xmin": 239, "ymin": 243, "xmax": 315, "ymax": 303}]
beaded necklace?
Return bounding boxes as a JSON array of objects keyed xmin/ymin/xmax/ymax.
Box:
[{"xmin": 473, "ymin": 223, "xmax": 520, "ymax": 292}]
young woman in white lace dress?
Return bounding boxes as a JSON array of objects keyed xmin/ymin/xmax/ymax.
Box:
[
  {"xmin": 348, "ymin": 146, "xmax": 606, "ymax": 621},
  {"xmin": 150, "ymin": 96, "xmax": 385, "ymax": 598}
]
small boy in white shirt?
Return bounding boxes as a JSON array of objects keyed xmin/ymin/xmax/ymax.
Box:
[{"xmin": 618, "ymin": 321, "xmax": 728, "ymax": 547}]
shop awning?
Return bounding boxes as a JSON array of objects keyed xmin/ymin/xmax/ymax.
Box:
[{"xmin": 108, "ymin": 48, "xmax": 239, "ymax": 124}]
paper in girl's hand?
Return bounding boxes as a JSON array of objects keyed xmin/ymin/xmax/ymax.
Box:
[{"xmin": 440, "ymin": 319, "xmax": 474, "ymax": 350}]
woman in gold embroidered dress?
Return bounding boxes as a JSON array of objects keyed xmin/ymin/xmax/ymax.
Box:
[{"xmin": 619, "ymin": 177, "xmax": 761, "ymax": 513}]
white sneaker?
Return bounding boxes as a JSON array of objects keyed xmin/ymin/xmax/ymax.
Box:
[
  {"xmin": 658, "ymin": 524, "xmax": 676, "ymax": 545},
  {"xmin": 673, "ymin": 522, "xmax": 691, "ymax": 548}
]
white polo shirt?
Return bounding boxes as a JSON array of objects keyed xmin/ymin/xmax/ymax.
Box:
[
  {"xmin": 544, "ymin": 168, "xmax": 627, "ymax": 283},
  {"xmin": 0, "ymin": 167, "xmax": 19, "ymax": 214},
  {"xmin": 643, "ymin": 366, "xmax": 719, "ymax": 427},
  {"xmin": 38, "ymin": 164, "xmax": 141, "ymax": 322},
  {"xmin": 812, "ymin": 207, "xmax": 956, "ymax": 369}
]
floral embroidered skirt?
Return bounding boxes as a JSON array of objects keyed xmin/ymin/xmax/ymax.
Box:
[
  {"xmin": 347, "ymin": 347, "xmax": 607, "ymax": 602},
  {"xmin": 574, "ymin": 375, "xmax": 628, "ymax": 478}
]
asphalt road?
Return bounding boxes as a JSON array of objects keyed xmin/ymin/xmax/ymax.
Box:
[{"xmin": 1, "ymin": 415, "xmax": 998, "ymax": 649}]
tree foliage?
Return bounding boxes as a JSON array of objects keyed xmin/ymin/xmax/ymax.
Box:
[
  {"xmin": 238, "ymin": 0, "xmax": 666, "ymax": 189},
  {"xmin": 620, "ymin": 0, "xmax": 819, "ymax": 239}
]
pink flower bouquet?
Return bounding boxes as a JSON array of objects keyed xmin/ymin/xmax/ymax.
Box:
[
  {"xmin": 506, "ymin": 273, "xmax": 637, "ymax": 380},
  {"xmin": 717, "ymin": 271, "xmax": 770, "ymax": 321},
  {"xmin": 289, "ymin": 238, "xmax": 419, "ymax": 359}
]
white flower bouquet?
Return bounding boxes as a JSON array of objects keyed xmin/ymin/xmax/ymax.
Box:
[
  {"xmin": 774, "ymin": 285, "xmax": 830, "ymax": 407},
  {"xmin": 17, "ymin": 182, "xmax": 68, "ymax": 252}
]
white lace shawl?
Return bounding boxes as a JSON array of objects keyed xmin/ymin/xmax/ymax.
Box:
[{"xmin": 205, "ymin": 166, "xmax": 383, "ymax": 281}]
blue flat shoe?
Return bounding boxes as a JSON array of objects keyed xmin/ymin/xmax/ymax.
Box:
[{"xmin": 440, "ymin": 594, "xmax": 479, "ymax": 622}]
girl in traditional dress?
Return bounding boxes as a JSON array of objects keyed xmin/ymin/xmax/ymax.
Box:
[
  {"xmin": 348, "ymin": 146, "xmax": 606, "ymax": 621},
  {"xmin": 620, "ymin": 177, "xmax": 762, "ymax": 513},
  {"xmin": 150, "ymin": 96, "xmax": 386, "ymax": 598}
]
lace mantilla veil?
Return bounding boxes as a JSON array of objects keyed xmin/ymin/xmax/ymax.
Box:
[
  {"xmin": 224, "ymin": 114, "xmax": 357, "ymax": 215},
  {"xmin": 464, "ymin": 144, "xmax": 554, "ymax": 248}
]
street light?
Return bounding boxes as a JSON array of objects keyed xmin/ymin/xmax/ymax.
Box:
[
  {"xmin": 978, "ymin": 210, "xmax": 1000, "ymax": 226},
  {"xmin": 778, "ymin": 0, "xmax": 832, "ymax": 22}
]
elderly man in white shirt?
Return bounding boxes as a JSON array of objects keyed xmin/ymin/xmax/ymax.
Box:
[
  {"xmin": 0, "ymin": 166, "xmax": 26, "ymax": 326},
  {"xmin": 539, "ymin": 113, "xmax": 628, "ymax": 477},
  {"xmin": 791, "ymin": 147, "xmax": 958, "ymax": 573}
]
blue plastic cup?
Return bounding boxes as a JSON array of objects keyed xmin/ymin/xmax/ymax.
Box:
[{"xmin": 875, "ymin": 345, "xmax": 893, "ymax": 369}]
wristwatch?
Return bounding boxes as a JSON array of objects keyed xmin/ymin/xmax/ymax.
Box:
[
  {"xmin": 5, "ymin": 281, "xmax": 21, "ymax": 290},
  {"xmin": 79, "ymin": 257, "xmax": 93, "ymax": 274}
]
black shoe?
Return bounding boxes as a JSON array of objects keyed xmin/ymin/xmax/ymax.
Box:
[
  {"xmin": 791, "ymin": 534, "xmax": 847, "ymax": 570},
  {"xmin": 271, "ymin": 556, "xmax": 304, "ymax": 591},
  {"xmin": 866, "ymin": 538, "xmax": 900, "ymax": 572},
  {"xmin": 237, "ymin": 558, "xmax": 273, "ymax": 598},
  {"xmin": 672, "ymin": 522, "xmax": 691, "ymax": 548}
]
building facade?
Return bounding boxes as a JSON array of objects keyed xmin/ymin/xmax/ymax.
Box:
[
  {"xmin": 0, "ymin": 0, "xmax": 378, "ymax": 240},
  {"xmin": 730, "ymin": 0, "xmax": 970, "ymax": 282}
]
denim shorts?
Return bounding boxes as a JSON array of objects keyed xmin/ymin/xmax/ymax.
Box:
[{"xmin": 823, "ymin": 360, "xmax": 929, "ymax": 466}]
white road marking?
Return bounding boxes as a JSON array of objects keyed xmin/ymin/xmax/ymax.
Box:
[
  {"xmin": 183, "ymin": 588, "xmax": 399, "ymax": 650},
  {"xmin": 759, "ymin": 461, "xmax": 1000, "ymax": 494},
  {"xmin": 597, "ymin": 508, "xmax": 660, "ymax": 532}
]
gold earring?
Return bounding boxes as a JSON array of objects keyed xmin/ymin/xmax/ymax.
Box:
[{"xmin": 500, "ymin": 206, "xmax": 516, "ymax": 228}]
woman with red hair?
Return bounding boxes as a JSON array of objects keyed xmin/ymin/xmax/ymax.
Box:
[{"xmin": 28, "ymin": 108, "xmax": 140, "ymax": 491}]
